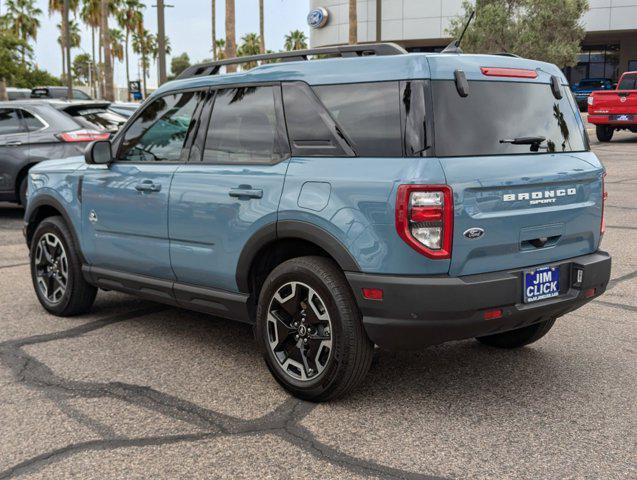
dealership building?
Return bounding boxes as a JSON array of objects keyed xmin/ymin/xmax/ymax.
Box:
[{"xmin": 308, "ymin": 0, "xmax": 637, "ymax": 84}]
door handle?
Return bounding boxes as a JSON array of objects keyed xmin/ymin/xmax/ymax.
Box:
[
  {"xmin": 135, "ymin": 180, "xmax": 162, "ymax": 193},
  {"xmin": 229, "ymin": 186, "xmax": 263, "ymax": 199},
  {"xmin": 3, "ymin": 141, "xmax": 22, "ymax": 147}
]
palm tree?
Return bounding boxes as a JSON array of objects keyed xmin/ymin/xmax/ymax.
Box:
[
  {"xmin": 211, "ymin": 0, "xmax": 216, "ymax": 60},
  {"xmin": 284, "ymin": 30, "xmax": 307, "ymax": 52},
  {"xmin": 110, "ymin": 28, "xmax": 125, "ymax": 64},
  {"xmin": 57, "ymin": 19, "xmax": 81, "ymax": 80},
  {"xmin": 237, "ymin": 32, "xmax": 261, "ymax": 69},
  {"xmin": 116, "ymin": 0, "xmax": 144, "ymax": 101},
  {"xmin": 100, "ymin": 0, "xmax": 114, "ymax": 101},
  {"xmin": 49, "ymin": 0, "xmax": 79, "ymax": 80},
  {"xmin": 214, "ymin": 38, "xmax": 226, "ymax": 60},
  {"xmin": 132, "ymin": 28, "xmax": 155, "ymax": 98},
  {"xmin": 225, "ymin": 0, "xmax": 236, "ymax": 71},
  {"xmin": 80, "ymin": 0, "xmax": 100, "ymax": 97},
  {"xmin": 349, "ymin": 0, "xmax": 357, "ymax": 45},
  {"xmin": 258, "ymin": 0, "xmax": 265, "ymax": 54},
  {"xmin": 5, "ymin": 0, "xmax": 43, "ymax": 64}
]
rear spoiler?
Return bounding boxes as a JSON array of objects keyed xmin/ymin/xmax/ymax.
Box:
[{"xmin": 55, "ymin": 102, "xmax": 112, "ymax": 113}]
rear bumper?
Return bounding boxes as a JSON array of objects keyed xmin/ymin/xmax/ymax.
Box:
[
  {"xmin": 346, "ymin": 251, "xmax": 611, "ymax": 350},
  {"xmin": 588, "ymin": 114, "xmax": 637, "ymax": 126}
]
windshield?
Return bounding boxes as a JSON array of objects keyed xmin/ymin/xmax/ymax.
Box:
[
  {"xmin": 432, "ymin": 80, "xmax": 588, "ymax": 157},
  {"xmin": 618, "ymin": 73, "xmax": 637, "ymax": 90}
]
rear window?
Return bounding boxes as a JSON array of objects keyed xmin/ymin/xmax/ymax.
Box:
[
  {"xmin": 432, "ymin": 81, "xmax": 587, "ymax": 157},
  {"xmin": 618, "ymin": 73, "xmax": 637, "ymax": 90},
  {"xmin": 68, "ymin": 108, "xmax": 126, "ymax": 132},
  {"xmin": 313, "ymin": 82, "xmax": 402, "ymax": 157}
]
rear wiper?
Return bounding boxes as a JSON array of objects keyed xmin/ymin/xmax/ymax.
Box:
[{"xmin": 499, "ymin": 136, "xmax": 546, "ymax": 152}]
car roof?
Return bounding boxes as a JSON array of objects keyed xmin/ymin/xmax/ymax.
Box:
[
  {"xmin": 1, "ymin": 99, "xmax": 110, "ymax": 109},
  {"xmin": 153, "ymin": 52, "xmax": 567, "ymax": 99}
]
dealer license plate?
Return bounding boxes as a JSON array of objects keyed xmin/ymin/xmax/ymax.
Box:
[
  {"xmin": 524, "ymin": 266, "xmax": 560, "ymax": 303},
  {"xmin": 610, "ymin": 114, "xmax": 634, "ymax": 122}
]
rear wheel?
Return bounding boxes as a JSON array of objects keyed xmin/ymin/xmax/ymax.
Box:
[
  {"xmin": 256, "ymin": 256, "xmax": 374, "ymax": 401},
  {"xmin": 476, "ymin": 318, "xmax": 556, "ymax": 349},
  {"xmin": 30, "ymin": 216, "xmax": 97, "ymax": 316},
  {"xmin": 596, "ymin": 125, "xmax": 614, "ymax": 142}
]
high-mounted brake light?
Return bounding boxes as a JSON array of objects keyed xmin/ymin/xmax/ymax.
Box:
[
  {"xmin": 480, "ymin": 67, "xmax": 538, "ymax": 79},
  {"xmin": 57, "ymin": 129, "xmax": 110, "ymax": 143},
  {"xmin": 396, "ymin": 185, "xmax": 453, "ymax": 259}
]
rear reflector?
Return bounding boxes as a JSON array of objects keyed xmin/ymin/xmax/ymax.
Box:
[
  {"xmin": 362, "ymin": 288, "xmax": 383, "ymax": 301},
  {"xmin": 480, "ymin": 67, "xmax": 538, "ymax": 79},
  {"xmin": 57, "ymin": 129, "xmax": 110, "ymax": 142},
  {"xmin": 584, "ymin": 288, "xmax": 596, "ymax": 299},
  {"xmin": 483, "ymin": 309, "xmax": 503, "ymax": 320}
]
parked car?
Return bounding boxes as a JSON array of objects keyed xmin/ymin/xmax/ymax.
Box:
[
  {"xmin": 24, "ymin": 45, "xmax": 611, "ymax": 401},
  {"xmin": 6, "ymin": 88, "xmax": 31, "ymax": 101},
  {"xmin": 588, "ymin": 71, "xmax": 637, "ymax": 141},
  {"xmin": 0, "ymin": 100, "xmax": 126, "ymax": 206},
  {"xmin": 30, "ymin": 86, "xmax": 93, "ymax": 100},
  {"xmin": 108, "ymin": 102, "xmax": 140, "ymax": 118},
  {"xmin": 571, "ymin": 78, "xmax": 614, "ymax": 110}
]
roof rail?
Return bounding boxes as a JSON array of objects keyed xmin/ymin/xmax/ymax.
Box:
[{"xmin": 176, "ymin": 42, "xmax": 407, "ymax": 80}]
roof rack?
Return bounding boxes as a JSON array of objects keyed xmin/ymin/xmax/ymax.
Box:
[{"xmin": 177, "ymin": 43, "xmax": 407, "ymax": 80}]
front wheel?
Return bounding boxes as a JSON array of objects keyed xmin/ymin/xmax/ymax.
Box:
[
  {"xmin": 596, "ymin": 125, "xmax": 614, "ymax": 142},
  {"xmin": 476, "ymin": 318, "xmax": 556, "ymax": 349},
  {"xmin": 256, "ymin": 256, "xmax": 374, "ymax": 401},
  {"xmin": 30, "ymin": 216, "xmax": 97, "ymax": 316}
]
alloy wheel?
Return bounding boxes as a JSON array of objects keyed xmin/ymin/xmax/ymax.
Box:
[{"xmin": 34, "ymin": 233, "xmax": 69, "ymax": 304}]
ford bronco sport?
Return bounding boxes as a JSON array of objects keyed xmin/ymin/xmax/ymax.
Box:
[{"xmin": 24, "ymin": 44, "xmax": 612, "ymax": 401}]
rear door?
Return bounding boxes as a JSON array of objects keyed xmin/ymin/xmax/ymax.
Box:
[
  {"xmin": 0, "ymin": 108, "xmax": 30, "ymax": 198},
  {"xmin": 169, "ymin": 84, "xmax": 290, "ymax": 291},
  {"xmin": 430, "ymin": 78, "xmax": 603, "ymax": 277},
  {"xmin": 82, "ymin": 90, "xmax": 203, "ymax": 279}
]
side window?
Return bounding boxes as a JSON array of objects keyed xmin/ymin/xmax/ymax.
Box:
[
  {"xmin": 20, "ymin": 110, "xmax": 46, "ymax": 131},
  {"xmin": 401, "ymin": 80, "xmax": 429, "ymax": 157},
  {"xmin": 0, "ymin": 109, "xmax": 26, "ymax": 136},
  {"xmin": 619, "ymin": 74, "xmax": 637, "ymax": 90},
  {"xmin": 203, "ymin": 86, "xmax": 283, "ymax": 164},
  {"xmin": 282, "ymin": 82, "xmax": 352, "ymax": 157},
  {"xmin": 118, "ymin": 90, "xmax": 202, "ymax": 162},
  {"xmin": 313, "ymin": 82, "xmax": 403, "ymax": 157}
]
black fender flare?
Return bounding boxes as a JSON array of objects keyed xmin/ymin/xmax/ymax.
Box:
[
  {"xmin": 24, "ymin": 194, "xmax": 87, "ymax": 264},
  {"xmin": 235, "ymin": 220, "xmax": 361, "ymax": 293}
]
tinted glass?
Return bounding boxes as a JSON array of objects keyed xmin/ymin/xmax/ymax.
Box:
[
  {"xmin": 48, "ymin": 89, "xmax": 67, "ymax": 99},
  {"xmin": 282, "ymin": 82, "xmax": 349, "ymax": 157},
  {"xmin": 313, "ymin": 82, "xmax": 402, "ymax": 157},
  {"xmin": 0, "ymin": 109, "xmax": 25, "ymax": 135},
  {"xmin": 119, "ymin": 91, "xmax": 201, "ymax": 162},
  {"xmin": 618, "ymin": 73, "xmax": 637, "ymax": 90},
  {"xmin": 432, "ymin": 81, "xmax": 587, "ymax": 157},
  {"xmin": 72, "ymin": 90, "xmax": 92, "ymax": 100},
  {"xmin": 203, "ymin": 86, "xmax": 281, "ymax": 164},
  {"xmin": 401, "ymin": 80, "xmax": 428, "ymax": 156},
  {"xmin": 71, "ymin": 108, "xmax": 126, "ymax": 132},
  {"xmin": 20, "ymin": 110, "xmax": 45, "ymax": 131}
]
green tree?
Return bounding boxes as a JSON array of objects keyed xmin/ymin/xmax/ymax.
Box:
[
  {"xmin": 5, "ymin": 0, "xmax": 43, "ymax": 64},
  {"xmin": 49, "ymin": 0, "xmax": 79, "ymax": 84},
  {"xmin": 110, "ymin": 28, "xmax": 125, "ymax": 64},
  {"xmin": 170, "ymin": 52, "xmax": 191, "ymax": 77},
  {"xmin": 117, "ymin": 0, "xmax": 144, "ymax": 100},
  {"xmin": 447, "ymin": 0, "xmax": 588, "ymax": 68},
  {"xmin": 132, "ymin": 27, "xmax": 155, "ymax": 97},
  {"xmin": 284, "ymin": 30, "xmax": 307, "ymax": 51},
  {"xmin": 214, "ymin": 38, "xmax": 226, "ymax": 60},
  {"xmin": 72, "ymin": 52, "xmax": 93, "ymax": 84},
  {"xmin": 80, "ymin": 0, "xmax": 101, "ymax": 97},
  {"xmin": 238, "ymin": 32, "xmax": 261, "ymax": 69},
  {"xmin": 0, "ymin": 22, "xmax": 29, "ymax": 100},
  {"xmin": 57, "ymin": 19, "xmax": 81, "ymax": 83}
]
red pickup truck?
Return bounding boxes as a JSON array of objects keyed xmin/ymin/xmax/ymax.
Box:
[{"xmin": 588, "ymin": 71, "xmax": 637, "ymax": 142}]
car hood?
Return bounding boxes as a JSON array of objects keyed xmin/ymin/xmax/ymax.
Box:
[{"xmin": 30, "ymin": 156, "xmax": 85, "ymax": 174}]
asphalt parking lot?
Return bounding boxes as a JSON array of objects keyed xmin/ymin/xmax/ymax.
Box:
[{"xmin": 0, "ymin": 128, "xmax": 635, "ymax": 479}]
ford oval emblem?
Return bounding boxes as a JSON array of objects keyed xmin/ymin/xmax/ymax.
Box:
[
  {"xmin": 307, "ymin": 7, "xmax": 329, "ymax": 29},
  {"xmin": 464, "ymin": 227, "xmax": 485, "ymax": 240}
]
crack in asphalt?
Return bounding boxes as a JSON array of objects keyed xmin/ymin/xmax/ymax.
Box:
[
  {"xmin": 594, "ymin": 300, "xmax": 637, "ymax": 313},
  {"xmin": 0, "ymin": 305, "xmax": 441, "ymax": 480},
  {"xmin": 607, "ymin": 269, "xmax": 637, "ymax": 291},
  {"xmin": 0, "ymin": 262, "xmax": 28, "ymax": 270}
]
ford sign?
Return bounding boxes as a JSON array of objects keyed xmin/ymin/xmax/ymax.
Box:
[{"xmin": 308, "ymin": 7, "xmax": 329, "ymax": 29}]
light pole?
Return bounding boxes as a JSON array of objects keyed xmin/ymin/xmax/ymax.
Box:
[
  {"xmin": 153, "ymin": 1, "xmax": 173, "ymax": 85},
  {"xmin": 376, "ymin": 0, "xmax": 382, "ymax": 42}
]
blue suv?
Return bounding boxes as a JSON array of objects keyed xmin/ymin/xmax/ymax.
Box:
[{"xmin": 24, "ymin": 44, "xmax": 612, "ymax": 401}]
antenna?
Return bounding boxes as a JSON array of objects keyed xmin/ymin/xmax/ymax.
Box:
[{"xmin": 441, "ymin": 10, "xmax": 475, "ymax": 54}]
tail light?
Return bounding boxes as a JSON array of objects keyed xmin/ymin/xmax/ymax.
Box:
[
  {"xmin": 57, "ymin": 129, "xmax": 110, "ymax": 142},
  {"xmin": 587, "ymin": 95, "xmax": 594, "ymax": 106},
  {"xmin": 396, "ymin": 185, "xmax": 453, "ymax": 259},
  {"xmin": 601, "ymin": 173, "xmax": 608, "ymax": 237}
]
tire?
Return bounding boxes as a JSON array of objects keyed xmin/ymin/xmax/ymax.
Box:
[
  {"xmin": 256, "ymin": 256, "xmax": 374, "ymax": 401},
  {"xmin": 596, "ymin": 125, "xmax": 614, "ymax": 142},
  {"xmin": 30, "ymin": 216, "xmax": 97, "ymax": 316},
  {"xmin": 18, "ymin": 176, "xmax": 28, "ymax": 207},
  {"xmin": 476, "ymin": 318, "xmax": 556, "ymax": 349}
]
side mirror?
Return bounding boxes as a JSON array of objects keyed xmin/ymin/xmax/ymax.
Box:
[{"xmin": 85, "ymin": 140, "xmax": 113, "ymax": 165}]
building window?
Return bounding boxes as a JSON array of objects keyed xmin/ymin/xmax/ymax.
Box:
[{"xmin": 564, "ymin": 44, "xmax": 620, "ymax": 85}]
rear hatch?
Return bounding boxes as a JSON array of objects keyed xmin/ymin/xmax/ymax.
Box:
[
  {"xmin": 590, "ymin": 91, "xmax": 637, "ymax": 115},
  {"xmin": 430, "ymin": 72, "xmax": 604, "ymax": 277}
]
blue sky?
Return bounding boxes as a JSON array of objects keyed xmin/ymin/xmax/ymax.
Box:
[{"xmin": 18, "ymin": 0, "xmax": 310, "ymax": 88}]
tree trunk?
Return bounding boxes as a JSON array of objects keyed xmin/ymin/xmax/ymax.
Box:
[
  {"xmin": 142, "ymin": 55, "xmax": 147, "ymax": 98},
  {"xmin": 0, "ymin": 79, "xmax": 8, "ymax": 102},
  {"xmin": 91, "ymin": 27, "xmax": 97, "ymax": 98},
  {"xmin": 349, "ymin": 0, "xmax": 357, "ymax": 45},
  {"xmin": 225, "ymin": 0, "xmax": 236, "ymax": 72},
  {"xmin": 125, "ymin": 29, "xmax": 131, "ymax": 101},
  {"xmin": 61, "ymin": 43, "xmax": 66, "ymax": 81},
  {"xmin": 259, "ymin": 0, "xmax": 265, "ymax": 54},
  {"xmin": 212, "ymin": 0, "xmax": 216, "ymax": 60},
  {"xmin": 101, "ymin": 0, "xmax": 114, "ymax": 101}
]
